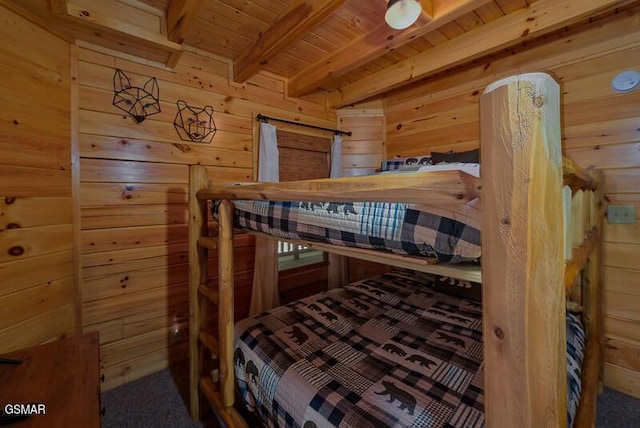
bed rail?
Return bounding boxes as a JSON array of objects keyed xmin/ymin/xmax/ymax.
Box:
[
  {"xmin": 198, "ymin": 169, "xmax": 480, "ymax": 205},
  {"xmin": 563, "ymin": 157, "xmax": 598, "ymax": 192},
  {"xmin": 573, "ymin": 171, "xmax": 605, "ymax": 428},
  {"xmin": 247, "ymin": 230, "xmax": 482, "ymax": 283}
]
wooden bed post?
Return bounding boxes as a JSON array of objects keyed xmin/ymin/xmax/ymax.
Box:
[
  {"xmin": 189, "ymin": 165, "xmax": 209, "ymax": 419},
  {"xmin": 218, "ymin": 199, "xmax": 235, "ymax": 408},
  {"xmin": 574, "ymin": 170, "xmax": 605, "ymax": 427},
  {"xmin": 481, "ymin": 73, "xmax": 567, "ymax": 427},
  {"xmin": 592, "ymin": 171, "xmax": 605, "ymax": 392}
]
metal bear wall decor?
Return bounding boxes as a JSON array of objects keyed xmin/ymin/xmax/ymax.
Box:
[
  {"xmin": 173, "ymin": 99, "xmax": 217, "ymax": 143},
  {"xmin": 112, "ymin": 69, "xmax": 160, "ymax": 123}
]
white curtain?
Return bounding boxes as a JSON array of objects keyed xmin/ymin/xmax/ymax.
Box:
[
  {"xmin": 330, "ymin": 133, "xmax": 342, "ymax": 179},
  {"xmin": 327, "ymin": 133, "xmax": 349, "ymax": 289},
  {"xmin": 249, "ymin": 121, "xmax": 280, "ymax": 316},
  {"xmin": 258, "ymin": 121, "xmax": 279, "ymax": 182}
]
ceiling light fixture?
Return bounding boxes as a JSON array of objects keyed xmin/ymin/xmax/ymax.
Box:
[{"xmin": 385, "ymin": 0, "xmax": 422, "ymax": 30}]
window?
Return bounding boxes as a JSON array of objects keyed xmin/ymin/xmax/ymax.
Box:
[
  {"xmin": 277, "ymin": 242, "xmax": 324, "ymax": 271},
  {"xmin": 276, "ymin": 129, "xmax": 331, "ymax": 271}
]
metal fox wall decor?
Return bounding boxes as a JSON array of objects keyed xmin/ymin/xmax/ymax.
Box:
[{"xmin": 112, "ymin": 69, "xmax": 160, "ymax": 123}]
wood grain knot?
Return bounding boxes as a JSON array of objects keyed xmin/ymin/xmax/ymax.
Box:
[
  {"xmin": 5, "ymin": 197, "xmax": 16, "ymax": 205},
  {"xmin": 533, "ymin": 96, "xmax": 544, "ymax": 108},
  {"xmin": 8, "ymin": 246, "xmax": 24, "ymax": 256},
  {"xmin": 6, "ymin": 223, "xmax": 21, "ymax": 229},
  {"xmin": 494, "ymin": 327, "xmax": 505, "ymax": 340}
]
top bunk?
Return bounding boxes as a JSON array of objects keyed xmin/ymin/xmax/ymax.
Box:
[
  {"xmin": 199, "ymin": 155, "xmax": 595, "ymax": 203},
  {"xmin": 192, "ymin": 155, "xmax": 598, "ymax": 286}
]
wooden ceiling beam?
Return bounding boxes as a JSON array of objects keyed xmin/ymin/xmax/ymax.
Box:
[
  {"xmin": 165, "ymin": 0, "xmax": 204, "ymax": 67},
  {"xmin": 420, "ymin": 0, "xmax": 435, "ymax": 19},
  {"xmin": 287, "ymin": 0, "xmax": 491, "ymax": 98},
  {"xmin": 232, "ymin": 0, "xmax": 349, "ymax": 84},
  {"xmin": 166, "ymin": 0, "xmax": 204, "ymax": 44},
  {"xmin": 328, "ymin": 0, "xmax": 629, "ymax": 107}
]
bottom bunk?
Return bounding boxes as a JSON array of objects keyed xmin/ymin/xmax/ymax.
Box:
[{"xmin": 233, "ymin": 269, "xmax": 586, "ymax": 428}]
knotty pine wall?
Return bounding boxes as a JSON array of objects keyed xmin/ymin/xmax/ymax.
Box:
[
  {"xmin": 384, "ymin": 8, "xmax": 640, "ymax": 398},
  {"xmin": 77, "ymin": 45, "xmax": 336, "ymax": 390},
  {"xmin": 0, "ymin": 6, "xmax": 76, "ymax": 352},
  {"xmin": 337, "ymin": 106, "xmax": 392, "ymax": 283},
  {"xmin": 0, "ymin": 1, "xmax": 375, "ymax": 389},
  {"xmin": 338, "ymin": 103, "xmax": 386, "ymax": 177}
]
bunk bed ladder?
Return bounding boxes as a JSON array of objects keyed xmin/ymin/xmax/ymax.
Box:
[
  {"xmin": 572, "ymin": 170, "xmax": 605, "ymax": 428},
  {"xmin": 189, "ymin": 166, "xmax": 212, "ymax": 420},
  {"xmin": 189, "ymin": 165, "xmax": 247, "ymax": 428}
]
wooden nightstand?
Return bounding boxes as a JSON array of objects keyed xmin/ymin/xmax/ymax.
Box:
[{"xmin": 0, "ymin": 332, "xmax": 101, "ymax": 427}]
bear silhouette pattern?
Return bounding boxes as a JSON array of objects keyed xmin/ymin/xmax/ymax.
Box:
[
  {"xmin": 351, "ymin": 299, "xmax": 369, "ymax": 311},
  {"xmin": 307, "ymin": 303, "xmax": 322, "ymax": 312},
  {"xmin": 326, "ymin": 202, "xmax": 357, "ymax": 215},
  {"xmin": 406, "ymin": 354, "xmax": 437, "ymax": 369},
  {"xmin": 426, "ymin": 308, "xmax": 447, "ymax": 317},
  {"xmin": 435, "ymin": 331, "xmax": 466, "ymax": 348},
  {"xmin": 286, "ymin": 326, "xmax": 308, "ymax": 345},
  {"xmin": 368, "ymin": 289, "xmax": 385, "ymax": 297},
  {"xmin": 319, "ymin": 311, "xmax": 338, "ymax": 322},
  {"xmin": 375, "ymin": 380, "xmax": 416, "ymax": 415},
  {"xmin": 447, "ymin": 315, "xmax": 470, "ymax": 324},
  {"xmin": 234, "ymin": 347, "xmax": 245, "ymax": 367},
  {"xmin": 382, "ymin": 343, "xmax": 406, "ymax": 357},
  {"xmin": 245, "ymin": 360, "xmax": 259, "ymax": 384},
  {"xmin": 300, "ymin": 202, "xmax": 324, "ymax": 211},
  {"xmin": 299, "ymin": 202, "xmax": 359, "ymax": 215}
]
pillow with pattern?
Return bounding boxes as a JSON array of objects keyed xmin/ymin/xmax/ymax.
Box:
[{"xmin": 430, "ymin": 149, "xmax": 479, "ymax": 164}]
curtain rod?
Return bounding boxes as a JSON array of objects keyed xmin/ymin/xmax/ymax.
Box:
[{"xmin": 256, "ymin": 114, "xmax": 352, "ymax": 137}]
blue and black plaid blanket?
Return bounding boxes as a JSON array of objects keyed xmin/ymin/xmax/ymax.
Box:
[{"xmin": 220, "ymin": 199, "xmax": 481, "ymax": 263}]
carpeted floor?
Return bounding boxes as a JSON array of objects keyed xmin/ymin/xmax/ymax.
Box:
[
  {"xmin": 101, "ymin": 368, "xmax": 640, "ymax": 427},
  {"xmin": 596, "ymin": 388, "xmax": 640, "ymax": 428}
]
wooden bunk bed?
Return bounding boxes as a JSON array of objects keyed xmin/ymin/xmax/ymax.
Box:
[{"xmin": 187, "ymin": 73, "xmax": 604, "ymax": 427}]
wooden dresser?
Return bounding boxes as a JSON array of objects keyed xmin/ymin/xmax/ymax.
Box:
[{"xmin": 0, "ymin": 332, "xmax": 101, "ymax": 427}]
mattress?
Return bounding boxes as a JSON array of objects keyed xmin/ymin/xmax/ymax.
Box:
[
  {"xmin": 233, "ymin": 270, "xmax": 585, "ymax": 427},
  {"xmin": 214, "ymin": 166, "xmax": 481, "ymax": 263}
]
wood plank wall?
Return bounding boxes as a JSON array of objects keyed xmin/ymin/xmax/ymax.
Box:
[
  {"xmin": 0, "ymin": 6, "xmax": 75, "ymax": 352},
  {"xmin": 338, "ymin": 103, "xmax": 386, "ymax": 177},
  {"xmin": 384, "ymin": 8, "xmax": 640, "ymax": 398},
  {"xmin": 336, "ymin": 105, "xmax": 391, "ymax": 282},
  {"xmin": 76, "ymin": 43, "xmax": 335, "ymax": 390}
]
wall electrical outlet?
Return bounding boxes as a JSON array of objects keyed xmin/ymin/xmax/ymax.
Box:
[{"xmin": 607, "ymin": 205, "xmax": 636, "ymax": 224}]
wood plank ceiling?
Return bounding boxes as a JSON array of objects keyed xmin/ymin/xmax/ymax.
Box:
[{"xmin": 6, "ymin": 0, "xmax": 637, "ymax": 107}]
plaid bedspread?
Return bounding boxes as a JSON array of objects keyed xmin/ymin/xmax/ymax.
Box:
[
  {"xmin": 234, "ymin": 270, "xmax": 484, "ymax": 427},
  {"xmin": 567, "ymin": 312, "xmax": 586, "ymax": 428},
  {"xmin": 234, "ymin": 270, "xmax": 585, "ymax": 428},
  {"xmin": 221, "ymin": 199, "xmax": 481, "ymax": 263}
]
